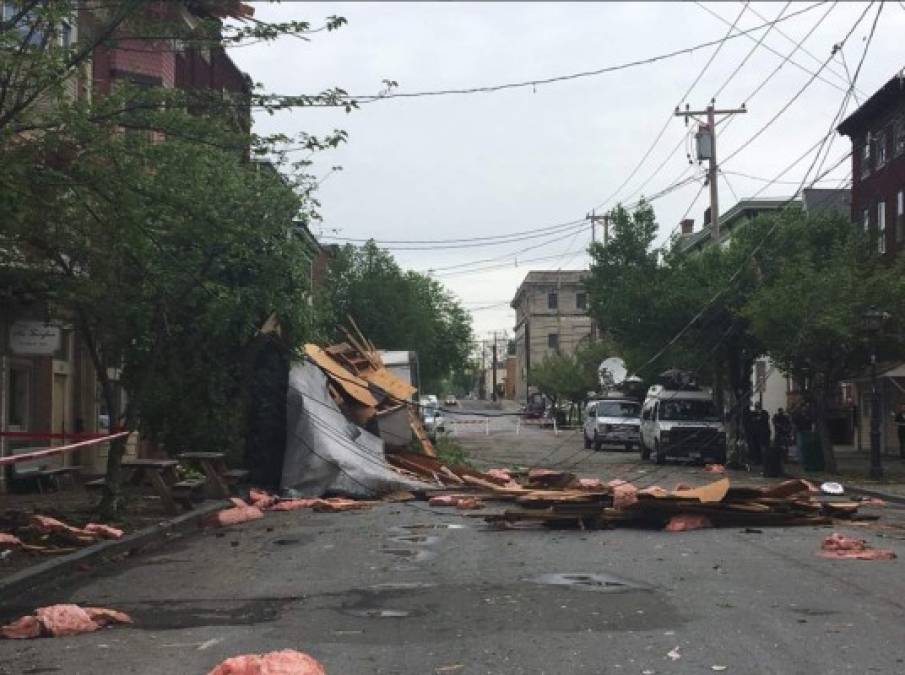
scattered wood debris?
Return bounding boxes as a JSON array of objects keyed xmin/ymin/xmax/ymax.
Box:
[
  {"xmin": 304, "ymin": 320, "xmax": 435, "ymax": 456},
  {"xmin": 386, "ymin": 456, "xmax": 875, "ymax": 532}
]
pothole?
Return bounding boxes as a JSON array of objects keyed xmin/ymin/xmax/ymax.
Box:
[
  {"xmin": 369, "ymin": 581, "xmax": 437, "ymax": 591},
  {"xmin": 388, "ymin": 534, "xmax": 440, "ymax": 546},
  {"xmin": 527, "ymin": 573, "xmax": 646, "ymax": 592},
  {"xmin": 397, "ymin": 523, "xmax": 466, "ymax": 530},
  {"xmin": 343, "ymin": 608, "xmax": 413, "ymax": 618},
  {"xmin": 380, "ymin": 547, "xmax": 437, "ymax": 562}
]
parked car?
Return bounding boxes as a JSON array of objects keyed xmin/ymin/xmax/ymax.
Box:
[
  {"xmin": 444, "ymin": 394, "xmax": 458, "ymax": 406},
  {"xmin": 583, "ymin": 397, "xmax": 641, "ymax": 451},
  {"xmin": 423, "ymin": 408, "xmax": 445, "ymax": 439},
  {"xmin": 639, "ymin": 385, "xmax": 726, "ymax": 465}
]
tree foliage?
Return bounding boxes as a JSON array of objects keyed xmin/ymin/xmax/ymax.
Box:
[
  {"xmin": 319, "ymin": 241, "xmax": 473, "ymax": 392},
  {"xmin": 1, "ymin": 1, "xmax": 355, "ymax": 512},
  {"xmin": 530, "ymin": 340, "xmax": 615, "ymax": 420},
  {"xmin": 586, "ymin": 199, "xmax": 905, "ymax": 472}
]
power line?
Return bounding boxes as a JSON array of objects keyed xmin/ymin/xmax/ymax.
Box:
[
  {"xmin": 694, "ymin": 0, "xmax": 852, "ymax": 95},
  {"xmin": 320, "ymin": 217, "xmax": 586, "ymax": 246},
  {"xmin": 330, "ymin": 2, "xmax": 829, "ymax": 104},
  {"xmin": 742, "ymin": 1, "xmax": 859, "ymax": 93},
  {"xmin": 712, "ymin": 2, "xmax": 790, "ymax": 101},
  {"xmin": 586, "ymin": 1, "xmax": 753, "ymax": 214},
  {"xmin": 721, "ymin": 1, "xmax": 874, "ymax": 166}
]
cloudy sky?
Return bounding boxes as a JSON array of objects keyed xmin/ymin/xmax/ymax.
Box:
[{"xmin": 232, "ymin": 1, "xmax": 905, "ymax": 342}]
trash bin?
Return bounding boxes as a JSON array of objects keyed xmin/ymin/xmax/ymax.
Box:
[{"xmin": 798, "ymin": 431, "xmax": 824, "ymax": 472}]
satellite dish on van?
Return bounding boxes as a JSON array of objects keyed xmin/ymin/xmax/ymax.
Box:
[{"xmin": 598, "ymin": 357, "xmax": 628, "ymax": 389}]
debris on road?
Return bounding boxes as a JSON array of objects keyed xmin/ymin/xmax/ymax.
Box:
[
  {"xmin": 202, "ymin": 498, "xmax": 264, "ymax": 528},
  {"xmin": 1, "ymin": 604, "xmax": 132, "ymax": 639},
  {"xmin": 30, "ymin": 515, "xmax": 124, "ymax": 545},
  {"xmin": 819, "ymin": 533, "xmax": 896, "ymax": 561},
  {"xmin": 207, "ymin": 649, "xmax": 326, "ymax": 675},
  {"xmin": 664, "ymin": 514, "xmax": 713, "ymax": 532},
  {"xmin": 704, "ymin": 464, "xmax": 726, "ymax": 473}
]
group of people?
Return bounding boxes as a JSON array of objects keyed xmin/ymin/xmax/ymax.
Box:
[
  {"xmin": 747, "ymin": 402, "xmax": 905, "ymax": 464},
  {"xmin": 744, "ymin": 403, "xmax": 794, "ymax": 465}
]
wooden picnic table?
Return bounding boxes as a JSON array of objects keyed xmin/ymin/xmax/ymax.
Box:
[
  {"xmin": 176, "ymin": 452, "xmax": 230, "ymax": 499},
  {"xmin": 121, "ymin": 458, "xmax": 180, "ymax": 514}
]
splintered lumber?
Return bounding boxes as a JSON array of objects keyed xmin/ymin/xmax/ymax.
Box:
[
  {"xmin": 364, "ymin": 367, "xmax": 418, "ymax": 402},
  {"xmin": 408, "ymin": 410, "xmax": 437, "ymax": 457},
  {"xmin": 668, "ymin": 478, "xmax": 730, "ymax": 503},
  {"xmin": 304, "ymin": 344, "xmax": 379, "ymax": 407}
]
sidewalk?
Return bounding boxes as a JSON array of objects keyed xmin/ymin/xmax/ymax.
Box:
[{"xmin": 746, "ymin": 444, "xmax": 905, "ymax": 502}]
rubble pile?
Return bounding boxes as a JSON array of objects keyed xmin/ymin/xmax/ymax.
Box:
[{"xmin": 388, "ymin": 458, "xmax": 873, "ymax": 531}]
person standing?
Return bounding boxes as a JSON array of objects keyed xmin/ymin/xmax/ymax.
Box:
[
  {"xmin": 895, "ymin": 404, "xmax": 905, "ymax": 459},
  {"xmin": 773, "ymin": 408, "xmax": 792, "ymax": 460}
]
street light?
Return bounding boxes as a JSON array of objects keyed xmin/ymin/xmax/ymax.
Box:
[{"xmin": 863, "ymin": 308, "xmax": 890, "ymax": 481}]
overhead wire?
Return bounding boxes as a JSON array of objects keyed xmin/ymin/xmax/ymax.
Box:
[
  {"xmin": 711, "ymin": 1, "xmax": 790, "ymax": 101},
  {"xmin": 694, "ymin": 0, "xmax": 851, "ymax": 95},
  {"xmin": 329, "ymin": 2, "xmax": 829, "ymax": 104},
  {"xmin": 720, "ymin": 1, "xmax": 874, "ymax": 166},
  {"xmin": 585, "ymin": 1, "xmax": 751, "ymax": 215}
]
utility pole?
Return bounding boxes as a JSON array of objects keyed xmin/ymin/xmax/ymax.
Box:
[
  {"xmin": 674, "ymin": 102, "xmax": 746, "ymax": 243},
  {"xmin": 587, "ymin": 210, "xmax": 609, "ymax": 246},
  {"xmin": 491, "ymin": 332, "xmax": 498, "ymax": 402},
  {"xmin": 479, "ymin": 340, "xmax": 486, "ymax": 400}
]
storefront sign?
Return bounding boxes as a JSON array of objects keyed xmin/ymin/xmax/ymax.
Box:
[{"xmin": 9, "ymin": 321, "xmax": 61, "ymax": 356}]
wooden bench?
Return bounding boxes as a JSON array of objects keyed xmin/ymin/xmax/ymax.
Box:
[
  {"xmin": 8, "ymin": 443, "xmax": 81, "ymax": 492},
  {"xmin": 172, "ymin": 477, "xmax": 207, "ymax": 508},
  {"xmin": 176, "ymin": 452, "xmax": 239, "ymax": 499},
  {"xmin": 121, "ymin": 459, "xmax": 180, "ymax": 515}
]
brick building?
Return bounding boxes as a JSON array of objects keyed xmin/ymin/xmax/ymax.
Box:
[
  {"xmin": 837, "ymin": 68, "xmax": 905, "ymax": 454},
  {"xmin": 1, "ymin": 2, "xmax": 253, "ymax": 487}
]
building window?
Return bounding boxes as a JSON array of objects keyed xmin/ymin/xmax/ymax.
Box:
[
  {"xmin": 896, "ymin": 119, "xmax": 905, "ymax": 157},
  {"xmin": 878, "ymin": 200, "xmax": 886, "ymax": 255},
  {"xmin": 576, "ymin": 292, "xmax": 587, "ymax": 310},
  {"xmin": 860, "ymin": 139, "xmax": 871, "ymax": 178},
  {"xmin": 7, "ymin": 367, "xmax": 30, "ymax": 430},
  {"xmin": 547, "ymin": 291, "xmax": 558, "ymax": 310},
  {"xmin": 875, "ymin": 131, "xmax": 887, "ymax": 169},
  {"xmin": 547, "ymin": 333, "xmax": 559, "ymax": 351},
  {"xmin": 897, "ymin": 190, "xmax": 904, "ymax": 244}
]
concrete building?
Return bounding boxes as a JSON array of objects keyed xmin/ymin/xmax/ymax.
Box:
[
  {"xmin": 837, "ymin": 68, "xmax": 905, "ymax": 454},
  {"xmin": 510, "ymin": 271, "xmax": 595, "ymax": 402}
]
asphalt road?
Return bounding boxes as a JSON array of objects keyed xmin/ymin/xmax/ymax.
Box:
[{"xmin": 3, "ymin": 402, "xmax": 905, "ymax": 674}]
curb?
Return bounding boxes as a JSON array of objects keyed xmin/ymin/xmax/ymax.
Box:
[
  {"xmin": 844, "ymin": 485, "xmax": 905, "ymax": 507},
  {"xmin": 0, "ymin": 499, "xmax": 228, "ymax": 600}
]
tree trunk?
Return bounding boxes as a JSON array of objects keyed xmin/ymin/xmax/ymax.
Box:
[{"xmin": 814, "ymin": 376, "xmax": 837, "ymax": 473}]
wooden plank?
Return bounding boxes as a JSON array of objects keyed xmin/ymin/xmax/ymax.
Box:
[
  {"xmin": 363, "ymin": 367, "xmax": 418, "ymax": 402},
  {"xmin": 669, "ymin": 477, "xmax": 730, "ymax": 503},
  {"xmin": 304, "ymin": 343, "xmax": 379, "ymax": 407}
]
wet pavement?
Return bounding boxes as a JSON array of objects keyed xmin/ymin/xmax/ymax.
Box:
[{"xmin": 3, "ymin": 405, "xmax": 905, "ymax": 673}]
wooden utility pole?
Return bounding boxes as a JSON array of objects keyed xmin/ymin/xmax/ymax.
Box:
[
  {"xmin": 587, "ymin": 210, "xmax": 609, "ymax": 246},
  {"xmin": 491, "ymin": 332, "xmax": 498, "ymax": 402},
  {"xmin": 674, "ymin": 102, "xmax": 746, "ymax": 243}
]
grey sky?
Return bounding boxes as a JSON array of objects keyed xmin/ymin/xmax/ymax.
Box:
[{"xmin": 232, "ymin": 2, "xmax": 904, "ymax": 342}]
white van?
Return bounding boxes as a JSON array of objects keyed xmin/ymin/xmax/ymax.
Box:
[
  {"xmin": 583, "ymin": 396, "xmax": 641, "ymax": 451},
  {"xmin": 639, "ymin": 385, "xmax": 726, "ymax": 465}
]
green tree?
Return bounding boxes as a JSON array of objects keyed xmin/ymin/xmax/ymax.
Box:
[
  {"xmin": 1, "ymin": 1, "xmax": 355, "ymax": 513},
  {"xmin": 530, "ymin": 340, "xmax": 614, "ymax": 423},
  {"xmin": 742, "ymin": 211, "xmax": 905, "ymax": 472},
  {"xmin": 319, "ymin": 241, "xmax": 473, "ymax": 392}
]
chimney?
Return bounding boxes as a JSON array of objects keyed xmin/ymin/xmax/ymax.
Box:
[{"xmin": 680, "ymin": 218, "xmax": 694, "ymax": 235}]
